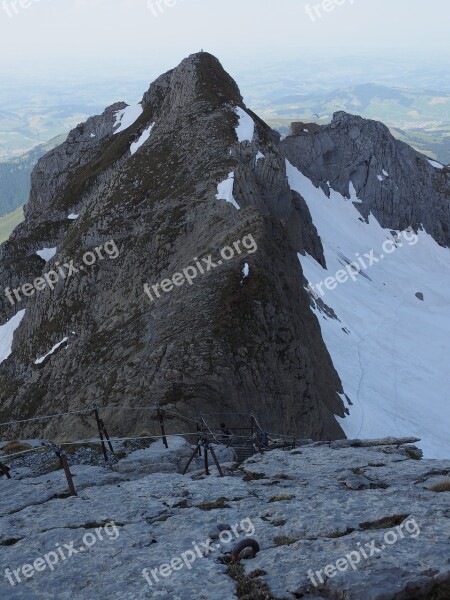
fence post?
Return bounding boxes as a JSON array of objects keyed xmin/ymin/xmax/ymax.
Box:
[
  {"xmin": 46, "ymin": 443, "xmax": 77, "ymax": 497},
  {"xmin": 93, "ymin": 404, "xmax": 108, "ymax": 462},
  {"xmin": 100, "ymin": 418, "xmax": 114, "ymax": 453},
  {"xmin": 157, "ymin": 407, "xmax": 168, "ymax": 449},
  {"xmin": 208, "ymin": 444, "xmax": 224, "ymax": 477},
  {"xmin": 60, "ymin": 450, "xmax": 77, "ymax": 497},
  {"xmin": 204, "ymin": 442, "xmax": 209, "ymax": 476},
  {"xmin": 0, "ymin": 461, "xmax": 11, "ymax": 479},
  {"xmin": 255, "ymin": 433, "xmax": 263, "ymax": 454},
  {"xmin": 196, "ymin": 420, "xmax": 202, "ymax": 456},
  {"xmin": 182, "ymin": 442, "xmax": 201, "ymax": 476}
]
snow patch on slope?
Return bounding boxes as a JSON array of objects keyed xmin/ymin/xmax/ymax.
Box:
[
  {"xmin": 241, "ymin": 263, "xmax": 249, "ymax": 283},
  {"xmin": 113, "ymin": 104, "xmax": 143, "ymax": 134},
  {"xmin": 428, "ymin": 159, "xmax": 444, "ymax": 170},
  {"xmin": 286, "ymin": 159, "xmax": 450, "ymax": 459},
  {"xmin": 348, "ymin": 182, "xmax": 362, "ymax": 204},
  {"xmin": 234, "ymin": 107, "xmax": 255, "ymax": 143},
  {"xmin": 216, "ymin": 172, "xmax": 240, "ymax": 210},
  {"xmin": 0, "ymin": 310, "xmax": 26, "ymax": 365},
  {"xmin": 36, "ymin": 248, "xmax": 57, "ymax": 262},
  {"xmin": 130, "ymin": 123, "xmax": 155, "ymax": 155}
]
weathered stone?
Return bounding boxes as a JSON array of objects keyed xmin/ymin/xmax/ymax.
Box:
[{"xmin": 0, "ymin": 440, "xmax": 448, "ymax": 599}]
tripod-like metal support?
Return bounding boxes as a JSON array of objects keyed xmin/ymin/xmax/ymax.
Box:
[{"xmin": 182, "ymin": 434, "xmax": 224, "ymax": 477}]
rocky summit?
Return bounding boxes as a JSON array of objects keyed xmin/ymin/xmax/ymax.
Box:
[
  {"xmin": 0, "ymin": 52, "xmax": 349, "ymax": 442},
  {"xmin": 0, "ymin": 437, "xmax": 449, "ymax": 599}
]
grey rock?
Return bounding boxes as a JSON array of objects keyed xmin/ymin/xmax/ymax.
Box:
[
  {"xmin": 0, "ymin": 441, "xmax": 448, "ymax": 599},
  {"xmin": 282, "ymin": 111, "xmax": 450, "ymax": 249}
]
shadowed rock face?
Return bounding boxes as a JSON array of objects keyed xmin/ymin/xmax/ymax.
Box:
[
  {"xmin": 0, "ymin": 53, "xmax": 346, "ymax": 441},
  {"xmin": 282, "ymin": 111, "xmax": 450, "ymax": 250}
]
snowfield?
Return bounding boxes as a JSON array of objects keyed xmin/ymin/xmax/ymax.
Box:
[
  {"xmin": 216, "ymin": 172, "xmax": 240, "ymax": 210},
  {"xmin": 234, "ymin": 106, "xmax": 255, "ymax": 143},
  {"xmin": 286, "ymin": 159, "xmax": 450, "ymax": 459},
  {"xmin": 113, "ymin": 104, "xmax": 143, "ymax": 134}
]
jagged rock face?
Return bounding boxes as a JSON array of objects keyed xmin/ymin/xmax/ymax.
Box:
[
  {"xmin": 0, "ymin": 53, "xmax": 345, "ymax": 441},
  {"xmin": 282, "ymin": 113, "xmax": 450, "ymax": 459},
  {"xmin": 282, "ymin": 111, "xmax": 450, "ymax": 249}
]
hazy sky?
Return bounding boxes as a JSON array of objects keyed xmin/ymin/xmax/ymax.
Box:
[{"xmin": 1, "ymin": 0, "xmax": 448, "ymax": 80}]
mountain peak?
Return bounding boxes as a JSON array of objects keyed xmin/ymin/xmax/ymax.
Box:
[{"xmin": 141, "ymin": 52, "xmax": 242, "ymax": 116}]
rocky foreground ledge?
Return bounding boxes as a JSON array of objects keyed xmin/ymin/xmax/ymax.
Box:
[{"xmin": 0, "ymin": 437, "xmax": 449, "ymax": 599}]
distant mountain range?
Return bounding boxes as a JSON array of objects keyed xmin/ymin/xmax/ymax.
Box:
[
  {"xmin": 261, "ymin": 83, "xmax": 450, "ymax": 164},
  {"xmin": 263, "ymin": 83, "xmax": 449, "ymax": 124}
]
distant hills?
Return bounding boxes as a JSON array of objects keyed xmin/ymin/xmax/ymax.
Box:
[
  {"xmin": 0, "ymin": 134, "xmax": 66, "ymax": 217},
  {"xmin": 0, "ymin": 205, "xmax": 23, "ymax": 244},
  {"xmin": 262, "ymin": 83, "xmax": 450, "ymax": 164}
]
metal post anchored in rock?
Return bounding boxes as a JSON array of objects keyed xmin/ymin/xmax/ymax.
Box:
[
  {"xmin": 196, "ymin": 420, "xmax": 202, "ymax": 456},
  {"xmin": 157, "ymin": 406, "xmax": 168, "ymax": 449},
  {"xmin": 46, "ymin": 443, "xmax": 77, "ymax": 497},
  {"xmin": 92, "ymin": 404, "xmax": 113, "ymax": 462},
  {"xmin": 0, "ymin": 460, "xmax": 11, "ymax": 479},
  {"xmin": 182, "ymin": 434, "xmax": 224, "ymax": 477}
]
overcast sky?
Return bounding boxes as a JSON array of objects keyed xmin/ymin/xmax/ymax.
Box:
[{"xmin": 0, "ymin": 0, "xmax": 448, "ymax": 80}]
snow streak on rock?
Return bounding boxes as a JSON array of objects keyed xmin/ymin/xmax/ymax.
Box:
[
  {"xmin": 428, "ymin": 159, "xmax": 444, "ymax": 170},
  {"xmin": 0, "ymin": 310, "xmax": 26, "ymax": 365},
  {"xmin": 34, "ymin": 337, "xmax": 69, "ymax": 365},
  {"xmin": 130, "ymin": 123, "xmax": 155, "ymax": 156}
]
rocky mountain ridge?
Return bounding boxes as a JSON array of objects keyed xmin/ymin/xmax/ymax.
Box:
[
  {"xmin": 0, "ymin": 53, "xmax": 345, "ymax": 442},
  {"xmin": 0, "ymin": 52, "xmax": 449, "ymax": 450}
]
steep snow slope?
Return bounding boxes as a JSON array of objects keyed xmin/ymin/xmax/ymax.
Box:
[
  {"xmin": 0, "ymin": 310, "xmax": 26, "ymax": 365},
  {"xmin": 286, "ymin": 160, "xmax": 450, "ymax": 459}
]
